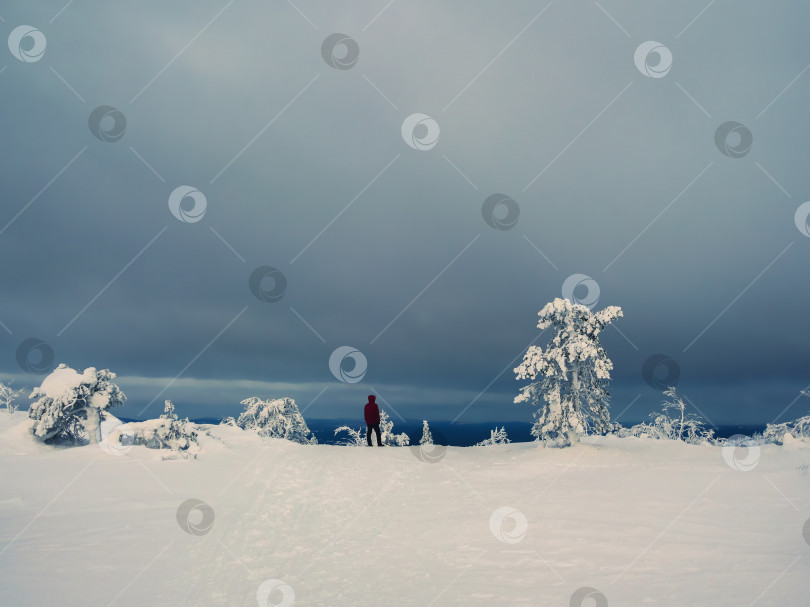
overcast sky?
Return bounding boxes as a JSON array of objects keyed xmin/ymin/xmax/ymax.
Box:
[{"xmin": 1, "ymin": 0, "xmax": 809, "ymax": 426}]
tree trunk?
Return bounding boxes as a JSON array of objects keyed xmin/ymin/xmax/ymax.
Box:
[
  {"xmin": 571, "ymin": 367, "xmax": 580, "ymax": 413},
  {"xmin": 85, "ymin": 407, "xmax": 101, "ymax": 444},
  {"xmin": 569, "ymin": 366, "xmax": 582, "ymax": 446}
]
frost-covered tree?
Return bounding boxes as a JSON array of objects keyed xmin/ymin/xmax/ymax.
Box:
[
  {"xmin": 380, "ymin": 410, "xmax": 410, "ymax": 446},
  {"xmin": 333, "ymin": 425, "xmax": 366, "ymax": 446},
  {"xmin": 620, "ymin": 387, "xmax": 714, "ymax": 444},
  {"xmin": 419, "ymin": 420, "xmax": 433, "ymax": 445},
  {"xmin": 236, "ymin": 396, "xmax": 317, "ymax": 444},
  {"xmin": 514, "ymin": 298, "xmax": 622, "ymax": 447},
  {"xmin": 28, "ymin": 364, "xmax": 126, "ymax": 444},
  {"xmin": 0, "ymin": 382, "xmax": 23, "ymax": 415},
  {"xmin": 475, "ymin": 426, "xmax": 510, "ymax": 446}
]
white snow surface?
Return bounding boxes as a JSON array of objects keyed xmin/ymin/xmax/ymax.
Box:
[{"xmin": 0, "ymin": 411, "xmax": 808, "ymax": 606}]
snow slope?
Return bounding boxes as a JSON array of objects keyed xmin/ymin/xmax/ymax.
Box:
[{"xmin": 0, "ymin": 411, "xmax": 808, "ymax": 606}]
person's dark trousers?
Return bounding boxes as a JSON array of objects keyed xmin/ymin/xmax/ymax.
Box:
[{"xmin": 366, "ymin": 424, "xmax": 382, "ymax": 446}]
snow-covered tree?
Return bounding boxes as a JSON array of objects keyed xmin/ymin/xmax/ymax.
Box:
[
  {"xmin": 619, "ymin": 387, "xmax": 714, "ymax": 444},
  {"xmin": 0, "ymin": 382, "xmax": 23, "ymax": 415},
  {"xmin": 333, "ymin": 425, "xmax": 366, "ymax": 446},
  {"xmin": 114, "ymin": 400, "xmax": 201, "ymax": 456},
  {"xmin": 236, "ymin": 396, "xmax": 317, "ymax": 444},
  {"xmin": 475, "ymin": 426, "xmax": 510, "ymax": 446},
  {"xmin": 419, "ymin": 420, "xmax": 433, "ymax": 445},
  {"xmin": 380, "ymin": 410, "xmax": 410, "ymax": 446},
  {"xmin": 28, "ymin": 364, "xmax": 126, "ymax": 444},
  {"xmin": 514, "ymin": 297, "xmax": 622, "ymax": 447}
]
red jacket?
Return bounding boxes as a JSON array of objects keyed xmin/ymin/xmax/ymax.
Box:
[{"xmin": 364, "ymin": 399, "xmax": 380, "ymax": 425}]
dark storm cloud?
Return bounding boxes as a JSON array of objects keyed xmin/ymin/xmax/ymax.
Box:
[{"xmin": 1, "ymin": 0, "xmax": 809, "ymax": 425}]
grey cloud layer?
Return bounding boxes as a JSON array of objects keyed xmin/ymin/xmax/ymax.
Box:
[{"xmin": 1, "ymin": 0, "xmax": 809, "ymax": 424}]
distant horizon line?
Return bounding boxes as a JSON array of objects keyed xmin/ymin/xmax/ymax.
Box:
[{"xmin": 111, "ymin": 414, "xmax": 768, "ymax": 429}]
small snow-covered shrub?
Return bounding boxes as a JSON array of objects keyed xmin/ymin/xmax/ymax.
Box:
[
  {"xmin": 761, "ymin": 389, "xmax": 810, "ymax": 444},
  {"xmin": 475, "ymin": 426, "xmax": 511, "ymax": 446},
  {"xmin": 114, "ymin": 400, "xmax": 200, "ymax": 457},
  {"xmin": 762, "ymin": 413, "xmax": 810, "ymax": 445},
  {"xmin": 236, "ymin": 396, "xmax": 317, "ymax": 444},
  {"xmin": 380, "ymin": 410, "xmax": 409, "ymax": 446},
  {"xmin": 0, "ymin": 382, "xmax": 23, "ymax": 415},
  {"xmin": 617, "ymin": 387, "xmax": 714, "ymax": 444},
  {"xmin": 334, "ymin": 425, "xmax": 366, "ymax": 446},
  {"xmin": 612, "ymin": 423, "xmax": 654, "ymax": 439},
  {"xmin": 28, "ymin": 364, "xmax": 125, "ymax": 445}
]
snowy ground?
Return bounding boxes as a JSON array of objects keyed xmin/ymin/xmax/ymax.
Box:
[{"xmin": 0, "ymin": 411, "xmax": 808, "ymax": 606}]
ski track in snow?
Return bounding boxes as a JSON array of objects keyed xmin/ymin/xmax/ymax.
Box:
[{"xmin": 0, "ymin": 412, "xmax": 808, "ymax": 606}]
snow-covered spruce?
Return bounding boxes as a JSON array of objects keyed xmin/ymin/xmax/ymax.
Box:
[
  {"xmin": 419, "ymin": 420, "xmax": 433, "ymax": 445},
  {"xmin": 234, "ymin": 396, "xmax": 317, "ymax": 444},
  {"xmin": 475, "ymin": 426, "xmax": 510, "ymax": 446},
  {"xmin": 514, "ymin": 297, "xmax": 622, "ymax": 448},
  {"xmin": 0, "ymin": 381, "xmax": 23, "ymax": 415},
  {"xmin": 379, "ymin": 410, "xmax": 410, "ymax": 446},
  {"xmin": 616, "ymin": 387, "xmax": 714, "ymax": 444},
  {"xmin": 116, "ymin": 400, "xmax": 201, "ymax": 457},
  {"xmin": 28, "ymin": 363, "xmax": 126, "ymax": 445}
]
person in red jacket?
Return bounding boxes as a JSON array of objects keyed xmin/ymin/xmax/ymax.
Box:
[{"xmin": 364, "ymin": 395, "xmax": 383, "ymax": 446}]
